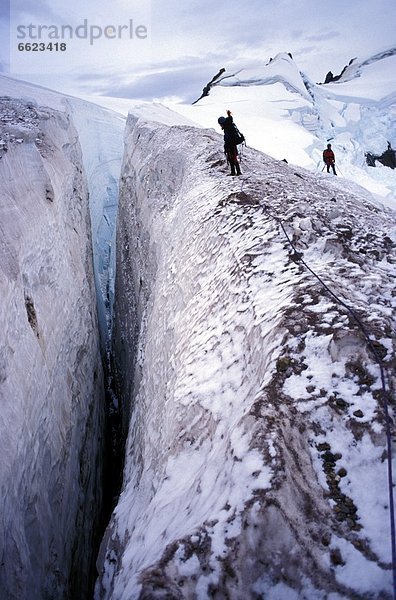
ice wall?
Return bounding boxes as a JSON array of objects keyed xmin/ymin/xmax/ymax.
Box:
[
  {"xmin": 68, "ymin": 100, "xmax": 125, "ymax": 347},
  {"xmin": 0, "ymin": 98, "xmax": 105, "ymax": 599},
  {"xmin": 0, "ymin": 75, "xmax": 126, "ymax": 351},
  {"xmin": 97, "ymin": 114, "xmax": 396, "ymax": 599}
]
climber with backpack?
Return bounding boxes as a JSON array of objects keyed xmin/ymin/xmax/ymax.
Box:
[
  {"xmin": 323, "ymin": 143, "xmax": 337, "ymax": 175},
  {"xmin": 218, "ymin": 110, "xmax": 244, "ymax": 176}
]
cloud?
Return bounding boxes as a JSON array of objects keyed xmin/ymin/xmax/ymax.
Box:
[
  {"xmin": 3, "ymin": 0, "xmax": 396, "ymax": 101},
  {"xmin": 149, "ymin": 0, "xmax": 277, "ymax": 61},
  {"xmin": 70, "ymin": 50, "xmax": 233, "ymax": 102},
  {"xmin": 10, "ymin": 0, "xmax": 62, "ymax": 22},
  {"xmin": 0, "ymin": 3, "xmax": 9, "ymax": 69},
  {"xmin": 84, "ymin": 62, "xmax": 225, "ymax": 103},
  {"xmin": 306, "ymin": 31, "xmax": 340, "ymax": 42}
]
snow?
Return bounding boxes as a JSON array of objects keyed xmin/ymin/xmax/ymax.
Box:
[
  {"xmin": 80, "ymin": 96, "xmax": 198, "ymax": 127},
  {"xmin": 0, "ymin": 89, "xmax": 105, "ymax": 598},
  {"xmin": 330, "ymin": 535, "xmax": 389, "ymax": 594},
  {"xmin": 82, "ymin": 50, "xmax": 396, "ymax": 208},
  {"xmin": 1, "ymin": 46, "xmax": 396, "ymax": 600},
  {"xmin": 68, "ymin": 100, "xmax": 125, "ymax": 344},
  {"xmin": 96, "ymin": 105, "xmax": 396, "ymax": 598},
  {"xmin": 219, "ymin": 53, "xmax": 312, "ymax": 101},
  {"xmin": 166, "ymin": 50, "xmax": 396, "ymax": 209},
  {"xmin": 0, "ymin": 74, "xmax": 126, "ymax": 345}
]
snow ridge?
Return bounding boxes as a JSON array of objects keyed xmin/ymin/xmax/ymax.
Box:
[
  {"xmin": 213, "ymin": 53, "xmax": 312, "ymax": 102},
  {"xmin": 335, "ymin": 47, "xmax": 396, "ymax": 83},
  {"xmin": 96, "ymin": 115, "xmax": 396, "ymax": 599}
]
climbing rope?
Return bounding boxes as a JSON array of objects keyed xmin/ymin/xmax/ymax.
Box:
[
  {"xmin": 273, "ymin": 209, "xmax": 396, "ymax": 598},
  {"xmin": 235, "ymin": 156, "xmax": 396, "ymax": 597}
]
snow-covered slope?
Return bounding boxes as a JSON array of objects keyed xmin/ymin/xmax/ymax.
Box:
[
  {"xmin": 0, "ymin": 94, "xmax": 104, "ymax": 598},
  {"xmin": 96, "ymin": 114, "xmax": 396, "ymax": 599},
  {"xmin": 170, "ymin": 50, "xmax": 396, "ymax": 209}
]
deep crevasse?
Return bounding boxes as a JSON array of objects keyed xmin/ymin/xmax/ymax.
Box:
[
  {"xmin": 1, "ymin": 74, "xmax": 396, "ymax": 600},
  {"xmin": 68, "ymin": 99, "xmax": 125, "ymax": 346}
]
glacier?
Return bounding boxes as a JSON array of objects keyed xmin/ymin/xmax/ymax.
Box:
[
  {"xmin": 0, "ymin": 77, "xmax": 124, "ymax": 598},
  {"xmin": 0, "ymin": 94, "xmax": 105, "ymax": 598},
  {"xmin": 0, "ymin": 46, "xmax": 396, "ymax": 600},
  {"xmin": 169, "ymin": 50, "xmax": 396, "ymax": 209},
  {"xmin": 95, "ymin": 112, "xmax": 396, "ymax": 598}
]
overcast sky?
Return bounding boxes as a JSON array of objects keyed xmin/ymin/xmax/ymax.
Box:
[{"xmin": 0, "ymin": 0, "xmax": 395, "ymax": 103}]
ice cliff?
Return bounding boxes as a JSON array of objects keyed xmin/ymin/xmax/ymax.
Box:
[
  {"xmin": 96, "ymin": 113, "xmax": 396, "ymax": 598},
  {"xmin": 0, "ymin": 78, "xmax": 124, "ymax": 599},
  {"xmin": 0, "ymin": 75, "xmax": 126, "ymax": 347},
  {"xmin": 0, "ymin": 95, "xmax": 105, "ymax": 598}
]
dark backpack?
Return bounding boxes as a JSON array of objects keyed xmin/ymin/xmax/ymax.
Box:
[{"xmin": 231, "ymin": 123, "xmax": 245, "ymax": 145}]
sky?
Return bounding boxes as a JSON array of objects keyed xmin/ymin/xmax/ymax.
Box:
[{"xmin": 0, "ymin": 0, "xmax": 395, "ymax": 104}]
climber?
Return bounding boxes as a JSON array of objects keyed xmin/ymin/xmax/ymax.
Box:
[
  {"xmin": 323, "ymin": 143, "xmax": 337, "ymax": 175},
  {"xmin": 218, "ymin": 110, "xmax": 242, "ymax": 176}
]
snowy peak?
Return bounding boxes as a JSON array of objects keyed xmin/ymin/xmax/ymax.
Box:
[
  {"xmin": 209, "ymin": 52, "xmax": 312, "ymax": 102},
  {"xmin": 327, "ymin": 46, "xmax": 396, "ymax": 84}
]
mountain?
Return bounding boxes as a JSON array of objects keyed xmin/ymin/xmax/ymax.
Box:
[{"xmin": 325, "ymin": 47, "xmax": 396, "ymax": 85}]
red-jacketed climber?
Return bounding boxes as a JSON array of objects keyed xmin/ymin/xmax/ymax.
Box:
[{"xmin": 323, "ymin": 143, "xmax": 337, "ymax": 175}]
